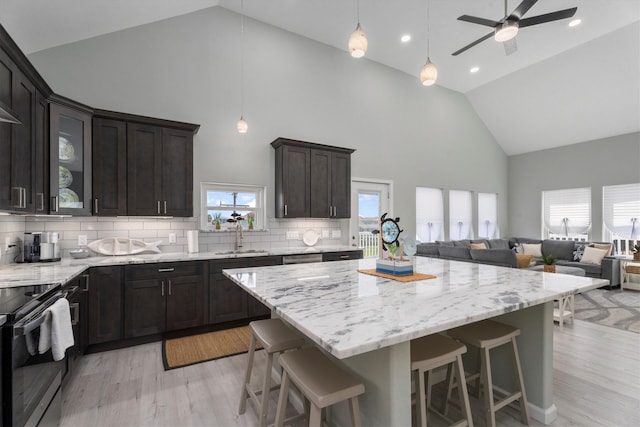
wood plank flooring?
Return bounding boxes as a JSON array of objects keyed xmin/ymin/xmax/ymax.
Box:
[{"xmin": 60, "ymin": 320, "xmax": 640, "ymax": 427}]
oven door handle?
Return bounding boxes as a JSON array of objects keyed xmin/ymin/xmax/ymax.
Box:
[{"xmin": 14, "ymin": 311, "xmax": 50, "ymax": 336}]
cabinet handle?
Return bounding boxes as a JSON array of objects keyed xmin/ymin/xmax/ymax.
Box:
[
  {"xmin": 82, "ymin": 274, "xmax": 90, "ymax": 292},
  {"xmin": 94, "ymin": 198, "xmax": 99, "ymax": 214},
  {"xmin": 168, "ymin": 279, "xmax": 172, "ymax": 296},
  {"xmin": 161, "ymin": 280, "xmax": 165, "ymax": 297},
  {"xmin": 340, "ymin": 255, "xmax": 350, "ymax": 259},
  {"xmin": 334, "ymin": 206, "xmax": 338, "ymax": 217},
  {"xmin": 69, "ymin": 303, "xmax": 80, "ymax": 326},
  {"xmin": 22, "ymin": 188, "xmax": 27, "ymax": 208},
  {"xmin": 158, "ymin": 268, "xmax": 175, "ymax": 273},
  {"xmin": 284, "ymin": 204, "xmax": 288, "ymax": 216},
  {"xmin": 52, "ymin": 196, "xmax": 59, "ymax": 212},
  {"xmin": 37, "ymin": 193, "xmax": 44, "ymax": 211},
  {"xmin": 164, "ymin": 200, "xmax": 167, "ymax": 215},
  {"xmin": 157, "ymin": 201, "xmax": 161, "ymax": 215}
]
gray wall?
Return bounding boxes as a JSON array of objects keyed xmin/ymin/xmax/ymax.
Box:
[
  {"xmin": 508, "ymin": 132, "xmax": 640, "ymax": 239},
  {"xmin": 28, "ymin": 6, "xmax": 508, "ymax": 241}
]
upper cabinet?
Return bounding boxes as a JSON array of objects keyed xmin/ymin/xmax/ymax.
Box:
[
  {"xmin": 49, "ymin": 95, "xmax": 92, "ymax": 216},
  {"xmin": 92, "ymin": 116, "xmax": 127, "ymax": 216},
  {"xmin": 272, "ymin": 138, "xmax": 354, "ymax": 219}
]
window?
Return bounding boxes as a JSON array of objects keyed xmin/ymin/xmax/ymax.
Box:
[
  {"xmin": 542, "ymin": 187, "xmax": 591, "ymax": 239},
  {"xmin": 603, "ymin": 183, "xmax": 640, "ymax": 252},
  {"xmin": 478, "ymin": 192, "xmax": 499, "ymax": 239},
  {"xmin": 449, "ymin": 190, "xmax": 473, "ymax": 240},
  {"xmin": 416, "ymin": 187, "xmax": 443, "ymax": 242},
  {"xmin": 200, "ymin": 182, "xmax": 266, "ymax": 231}
]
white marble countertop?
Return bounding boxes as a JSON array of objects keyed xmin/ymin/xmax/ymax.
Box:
[
  {"xmin": 223, "ymin": 257, "xmax": 608, "ymax": 359},
  {"xmin": 0, "ymin": 246, "xmax": 358, "ymax": 289}
]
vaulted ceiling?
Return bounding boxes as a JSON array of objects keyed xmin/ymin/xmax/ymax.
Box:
[{"xmin": 1, "ymin": 0, "xmax": 638, "ymax": 155}]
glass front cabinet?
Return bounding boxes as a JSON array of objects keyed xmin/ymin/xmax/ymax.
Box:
[{"xmin": 49, "ymin": 95, "xmax": 92, "ymax": 215}]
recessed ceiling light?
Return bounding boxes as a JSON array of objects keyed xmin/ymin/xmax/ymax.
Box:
[
  {"xmin": 401, "ymin": 34, "xmax": 411, "ymax": 43},
  {"xmin": 470, "ymin": 67, "xmax": 480, "ymax": 73},
  {"xmin": 569, "ymin": 19, "xmax": 582, "ymax": 27}
]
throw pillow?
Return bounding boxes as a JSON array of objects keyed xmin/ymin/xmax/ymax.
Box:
[
  {"xmin": 573, "ymin": 244, "xmax": 586, "ymax": 261},
  {"xmin": 592, "ymin": 243, "xmax": 612, "ymax": 257},
  {"xmin": 522, "ymin": 243, "xmax": 543, "ymax": 257},
  {"xmin": 580, "ymin": 247, "xmax": 608, "ymax": 265},
  {"xmin": 512, "ymin": 243, "xmax": 524, "ymax": 254},
  {"xmin": 515, "ymin": 254, "xmax": 534, "ymax": 269},
  {"xmin": 470, "ymin": 242, "xmax": 487, "ymax": 249}
]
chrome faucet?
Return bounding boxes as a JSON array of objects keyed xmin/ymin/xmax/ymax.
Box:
[{"xmin": 235, "ymin": 223, "xmax": 243, "ymax": 250}]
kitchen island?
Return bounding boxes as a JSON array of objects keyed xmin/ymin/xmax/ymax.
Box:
[{"xmin": 223, "ymin": 256, "xmax": 607, "ymax": 426}]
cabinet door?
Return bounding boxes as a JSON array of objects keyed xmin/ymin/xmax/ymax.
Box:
[
  {"xmin": 34, "ymin": 91, "xmax": 48, "ymax": 213},
  {"xmin": 322, "ymin": 250, "xmax": 363, "ymax": 262},
  {"xmin": 10, "ymin": 71, "xmax": 35, "ymax": 212},
  {"xmin": 127, "ymin": 122, "xmax": 162, "ymax": 215},
  {"xmin": 93, "ymin": 117, "xmax": 127, "ymax": 216},
  {"xmin": 246, "ymin": 256, "xmax": 282, "ymax": 317},
  {"xmin": 0, "ymin": 49, "xmax": 16, "ymax": 211},
  {"xmin": 310, "ymin": 149, "xmax": 332, "ymax": 218},
  {"xmin": 88, "ymin": 266, "xmax": 123, "ymax": 345},
  {"xmin": 50, "ymin": 102, "xmax": 92, "ymax": 215},
  {"xmin": 278, "ymin": 145, "xmax": 310, "ymax": 217},
  {"xmin": 166, "ymin": 274, "xmax": 207, "ymax": 331},
  {"xmin": 210, "ymin": 273, "xmax": 248, "ymax": 323},
  {"xmin": 124, "ymin": 278, "xmax": 166, "ymax": 338},
  {"xmin": 161, "ymin": 127, "xmax": 193, "ymax": 217},
  {"xmin": 331, "ymin": 151, "xmax": 351, "ymax": 218}
]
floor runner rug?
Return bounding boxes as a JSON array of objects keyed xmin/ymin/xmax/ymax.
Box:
[{"xmin": 573, "ymin": 288, "xmax": 640, "ymax": 333}]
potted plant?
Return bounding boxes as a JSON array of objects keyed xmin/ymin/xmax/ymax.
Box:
[
  {"xmin": 212, "ymin": 213, "xmax": 222, "ymax": 230},
  {"xmin": 541, "ymin": 255, "xmax": 557, "ymax": 273},
  {"xmin": 633, "ymin": 243, "xmax": 640, "ymax": 261}
]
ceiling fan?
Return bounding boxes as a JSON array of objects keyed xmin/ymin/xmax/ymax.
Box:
[{"xmin": 452, "ymin": 0, "xmax": 577, "ymax": 56}]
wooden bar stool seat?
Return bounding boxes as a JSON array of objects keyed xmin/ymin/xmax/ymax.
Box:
[
  {"xmin": 411, "ymin": 334, "xmax": 473, "ymax": 427},
  {"xmin": 274, "ymin": 347, "xmax": 365, "ymax": 427},
  {"xmin": 239, "ymin": 318, "xmax": 306, "ymax": 427},
  {"xmin": 448, "ymin": 320, "xmax": 530, "ymax": 427}
]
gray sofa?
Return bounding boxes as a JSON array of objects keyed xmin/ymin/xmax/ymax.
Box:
[{"xmin": 416, "ymin": 238, "xmax": 620, "ymax": 288}]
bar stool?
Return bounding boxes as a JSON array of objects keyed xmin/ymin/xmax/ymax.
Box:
[
  {"xmin": 448, "ymin": 320, "xmax": 530, "ymax": 427},
  {"xmin": 411, "ymin": 334, "xmax": 474, "ymax": 427},
  {"xmin": 274, "ymin": 347, "xmax": 365, "ymax": 427},
  {"xmin": 239, "ymin": 318, "xmax": 306, "ymax": 427}
]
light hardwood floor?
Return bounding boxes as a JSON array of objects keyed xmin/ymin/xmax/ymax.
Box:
[{"xmin": 60, "ymin": 320, "xmax": 640, "ymax": 427}]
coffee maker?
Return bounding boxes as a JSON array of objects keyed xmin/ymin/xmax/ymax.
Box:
[
  {"xmin": 23, "ymin": 232, "xmax": 61, "ymax": 262},
  {"xmin": 22, "ymin": 232, "xmax": 41, "ymax": 262}
]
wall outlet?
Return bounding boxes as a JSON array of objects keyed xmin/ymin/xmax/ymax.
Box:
[
  {"xmin": 331, "ymin": 230, "xmax": 341, "ymax": 239},
  {"xmin": 322, "ymin": 230, "xmax": 330, "ymax": 238},
  {"xmin": 78, "ymin": 235, "xmax": 87, "ymax": 246},
  {"xmin": 169, "ymin": 233, "xmax": 177, "ymax": 244},
  {"xmin": 286, "ymin": 231, "xmax": 299, "ymax": 240}
]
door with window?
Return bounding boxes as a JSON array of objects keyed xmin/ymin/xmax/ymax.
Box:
[{"xmin": 350, "ymin": 180, "xmax": 390, "ymax": 258}]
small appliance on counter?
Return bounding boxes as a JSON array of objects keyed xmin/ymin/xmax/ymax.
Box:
[{"xmin": 22, "ymin": 232, "xmax": 61, "ymax": 263}]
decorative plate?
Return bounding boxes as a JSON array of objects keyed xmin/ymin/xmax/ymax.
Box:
[
  {"xmin": 87, "ymin": 237, "xmax": 162, "ymax": 256},
  {"xmin": 400, "ymin": 237, "xmax": 417, "ymax": 256},
  {"xmin": 59, "ymin": 166, "xmax": 73, "ymax": 188},
  {"xmin": 303, "ymin": 229, "xmax": 319, "ymax": 246},
  {"xmin": 59, "ymin": 136, "xmax": 75, "ymax": 162},
  {"xmin": 59, "ymin": 188, "xmax": 79, "ymax": 207}
]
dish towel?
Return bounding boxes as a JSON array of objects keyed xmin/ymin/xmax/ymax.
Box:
[{"xmin": 38, "ymin": 298, "xmax": 74, "ymax": 361}]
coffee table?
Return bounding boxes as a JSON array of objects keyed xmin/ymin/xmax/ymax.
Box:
[{"xmin": 528, "ymin": 265, "xmax": 586, "ymax": 327}]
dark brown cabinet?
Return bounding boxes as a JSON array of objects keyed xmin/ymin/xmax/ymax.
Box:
[
  {"xmin": 92, "ymin": 117, "xmax": 127, "ymax": 216},
  {"xmin": 63, "ymin": 273, "xmax": 89, "ymax": 384},
  {"xmin": 88, "ymin": 266, "xmax": 124, "ymax": 345},
  {"xmin": 49, "ymin": 95, "xmax": 92, "ymax": 216},
  {"xmin": 124, "ymin": 262, "xmax": 207, "ymax": 339},
  {"xmin": 272, "ymin": 138, "xmax": 354, "ymax": 218},
  {"xmin": 322, "ymin": 250, "xmax": 363, "ymax": 262},
  {"xmin": 34, "ymin": 90, "xmax": 48, "ymax": 213}
]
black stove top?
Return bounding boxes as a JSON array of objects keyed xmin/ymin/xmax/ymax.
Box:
[{"xmin": 0, "ymin": 284, "xmax": 61, "ymax": 321}]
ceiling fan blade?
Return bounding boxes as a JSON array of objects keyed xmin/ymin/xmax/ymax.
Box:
[
  {"xmin": 457, "ymin": 15, "xmax": 500, "ymax": 28},
  {"xmin": 508, "ymin": 0, "xmax": 539, "ymax": 21},
  {"xmin": 519, "ymin": 7, "xmax": 577, "ymax": 28},
  {"xmin": 503, "ymin": 37, "xmax": 518, "ymax": 55},
  {"xmin": 451, "ymin": 32, "xmax": 494, "ymax": 56}
]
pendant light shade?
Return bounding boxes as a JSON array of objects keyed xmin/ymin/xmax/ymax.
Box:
[
  {"xmin": 237, "ymin": 116, "xmax": 248, "ymax": 134},
  {"xmin": 349, "ymin": 23, "xmax": 368, "ymax": 58},
  {"xmin": 420, "ymin": 59, "xmax": 438, "ymax": 86},
  {"xmin": 494, "ymin": 21, "xmax": 519, "ymax": 42}
]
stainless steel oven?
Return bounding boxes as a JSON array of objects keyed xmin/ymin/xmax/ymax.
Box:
[{"xmin": 1, "ymin": 285, "xmax": 65, "ymax": 427}]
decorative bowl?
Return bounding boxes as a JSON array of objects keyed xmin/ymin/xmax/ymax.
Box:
[{"xmin": 69, "ymin": 248, "xmax": 90, "ymax": 259}]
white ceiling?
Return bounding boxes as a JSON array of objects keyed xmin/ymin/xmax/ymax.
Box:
[{"xmin": 1, "ymin": 0, "xmax": 639, "ymax": 155}]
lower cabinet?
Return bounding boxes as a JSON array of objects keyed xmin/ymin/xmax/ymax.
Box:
[
  {"xmin": 322, "ymin": 250, "xmax": 363, "ymax": 262},
  {"xmin": 88, "ymin": 266, "xmax": 124, "ymax": 345},
  {"xmin": 124, "ymin": 261, "xmax": 207, "ymax": 339}
]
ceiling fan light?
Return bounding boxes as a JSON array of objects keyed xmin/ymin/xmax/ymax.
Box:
[
  {"xmin": 494, "ymin": 22, "xmax": 519, "ymax": 42},
  {"xmin": 420, "ymin": 59, "xmax": 437, "ymax": 86},
  {"xmin": 349, "ymin": 23, "xmax": 368, "ymax": 58},
  {"xmin": 237, "ymin": 116, "xmax": 248, "ymax": 134}
]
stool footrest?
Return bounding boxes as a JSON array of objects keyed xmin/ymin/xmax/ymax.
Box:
[{"xmin": 493, "ymin": 391, "xmax": 523, "ymax": 412}]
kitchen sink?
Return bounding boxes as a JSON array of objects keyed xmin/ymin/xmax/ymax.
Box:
[{"xmin": 215, "ymin": 249, "xmax": 268, "ymax": 255}]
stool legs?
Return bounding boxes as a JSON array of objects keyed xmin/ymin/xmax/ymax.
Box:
[
  {"xmin": 258, "ymin": 352, "xmax": 275, "ymax": 427},
  {"xmin": 238, "ymin": 334, "xmax": 257, "ymax": 415},
  {"xmin": 510, "ymin": 337, "xmax": 530, "ymax": 425},
  {"xmin": 455, "ymin": 354, "xmax": 474, "ymax": 427},
  {"xmin": 274, "ymin": 369, "xmax": 290, "ymax": 427}
]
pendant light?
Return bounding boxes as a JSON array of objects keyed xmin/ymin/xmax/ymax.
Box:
[
  {"xmin": 419, "ymin": 0, "xmax": 437, "ymax": 86},
  {"xmin": 348, "ymin": 0, "xmax": 367, "ymax": 58},
  {"xmin": 237, "ymin": 0, "xmax": 248, "ymax": 133}
]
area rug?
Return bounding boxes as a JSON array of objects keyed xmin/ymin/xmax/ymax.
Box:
[
  {"xmin": 162, "ymin": 326, "xmax": 259, "ymax": 370},
  {"xmin": 573, "ymin": 288, "xmax": 640, "ymax": 333}
]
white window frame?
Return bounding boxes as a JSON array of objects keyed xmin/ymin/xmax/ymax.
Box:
[
  {"xmin": 449, "ymin": 190, "xmax": 474, "ymax": 240},
  {"xmin": 602, "ymin": 183, "xmax": 640, "ymax": 253},
  {"xmin": 478, "ymin": 192, "xmax": 499, "ymax": 239},
  {"xmin": 542, "ymin": 187, "xmax": 591, "ymax": 240},
  {"xmin": 416, "ymin": 187, "xmax": 444, "ymax": 242},
  {"xmin": 200, "ymin": 182, "xmax": 267, "ymax": 231}
]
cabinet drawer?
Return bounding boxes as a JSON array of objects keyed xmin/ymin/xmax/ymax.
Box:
[
  {"xmin": 322, "ymin": 251, "xmax": 363, "ymax": 262},
  {"xmin": 248, "ymin": 256, "xmax": 283, "ymax": 267},
  {"xmin": 125, "ymin": 261, "xmax": 204, "ymax": 280},
  {"xmin": 209, "ymin": 258, "xmax": 249, "ymax": 273}
]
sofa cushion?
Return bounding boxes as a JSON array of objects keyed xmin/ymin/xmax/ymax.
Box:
[
  {"xmin": 487, "ymin": 239, "xmax": 510, "ymax": 249},
  {"xmin": 513, "ymin": 237, "xmax": 543, "ymax": 244},
  {"xmin": 592, "ymin": 243, "xmax": 612, "ymax": 256},
  {"xmin": 453, "ymin": 240, "xmax": 471, "ymax": 247},
  {"xmin": 436, "ymin": 240, "xmax": 455, "ymax": 247},
  {"xmin": 438, "ymin": 246, "xmax": 472, "ymax": 260},
  {"xmin": 515, "ymin": 254, "xmax": 534, "ymax": 268},
  {"xmin": 470, "ymin": 249, "xmax": 518, "ymax": 268},
  {"xmin": 542, "ymin": 240, "xmax": 575, "ymax": 261},
  {"xmin": 580, "ymin": 247, "xmax": 608, "ymax": 265},
  {"xmin": 522, "ymin": 243, "xmax": 543, "ymax": 257},
  {"xmin": 556, "ymin": 260, "xmax": 600, "ymax": 277},
  {"xmin": 416, "ymin": 243, "xmax": 439, "ymax": 257}
]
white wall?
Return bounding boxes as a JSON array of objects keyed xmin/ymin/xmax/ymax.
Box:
[
  {"xmin": 28, "ymin": 6, "xmax": 508, "ymax": 242},
  {"xmin": 508, "ymin": 132, "xmax": 640, "ymax": 239}
]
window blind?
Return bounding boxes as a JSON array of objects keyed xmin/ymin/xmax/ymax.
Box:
[
  {"xmin": 416, "ymin": 187, "xmax": 443, "ymax": 242},
  {"xmin": 449, "ymin": 190, "xmax": 473, "ymax": 240},
  {"xmin": 542, "ymin": 187, "xmax": 591, "ymax": 237},
  {"xmin": 478, "ymin": 192, "xmax": 498, "ymax": 238},
  {"xmin": 603, "ymin": 183, "xmax": 640, "ymax": 239}
]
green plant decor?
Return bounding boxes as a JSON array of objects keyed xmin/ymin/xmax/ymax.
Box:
[
  {"xmin": 541, "ymin": 255, "xmax": 556, "ymax": 265},
  {"xmin": 633, "ymin": 244, "xmax": 640, "ymax": 254}
]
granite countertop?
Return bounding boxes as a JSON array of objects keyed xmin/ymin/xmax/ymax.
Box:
[
  {"xmin": 0, "ymin": 246, "xmax": 358, "ymax": 289},
  {"xmin": 223, "ymin": 257, "xmax": 608, "ymax": 359}
]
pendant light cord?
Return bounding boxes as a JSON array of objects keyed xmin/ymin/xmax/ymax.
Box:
[
  {"xmin": 426, "ymin": 0, "xmax": 430, "ymax": 59},
  {"xmin": 240, "ymin": 0, "xmax": 245, "ymax": 116},
  {"xmin": 356, "ymin": 0, "xmax": 361, "ymax": 26}
]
